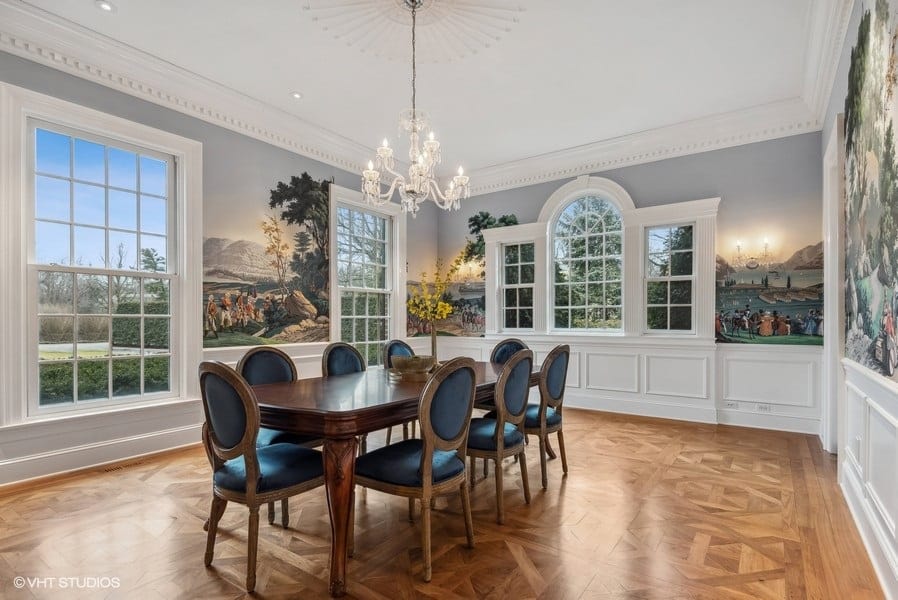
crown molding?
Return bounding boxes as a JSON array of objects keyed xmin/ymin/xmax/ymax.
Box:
[
  {"xmin": 801, "ymin": 0, "xmax": 856, "ymax": 120},
  {"xmin": 0, "ymin": 0, "xmax": 370, "ymax": 176},
  {"xmin": 0, "ymin": 0, "xmax": 835, "ymax": 199},
  {"xmin": 467, "ymin": 98, "xmax": 820, "ymax": 196}
]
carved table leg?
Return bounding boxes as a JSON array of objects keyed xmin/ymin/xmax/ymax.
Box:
[{"xmin": 324, "ymin": 437, "xmax": 358, "ymax": 597}]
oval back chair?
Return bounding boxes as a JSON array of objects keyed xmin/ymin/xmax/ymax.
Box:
[
  {"xmin": 524, "ymin": 344, "xmax": 570, "ymax": 488},
  {"xmin": 322, "ymin": 342, "xmax": 366, "ymax": 376},
  {"xmin": 490, "ymin": 337, "xmax": 529, "ymax": 364},
  {"xmin": 354, "ymin": 357, "xmax": 477, "ymax": 581},
  {"xmin": 383, "ymin": 339, "xmax": 417, "ymax": 442},
  {"xmin": 198, "ymin": 361, "xmax": 324, "ymax": 592}
]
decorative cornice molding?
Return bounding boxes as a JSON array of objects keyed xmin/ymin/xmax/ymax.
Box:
[
  {"xmin": 0, "ymin": 0, "xmax": 840, "ymax": 199},
  {"xmin": 802, "ymin": 0, "xmax": 856, "ymax": 120},
  {"xmin": 468, "ymin": 98, "xmax": 820, "ymax": 196}
]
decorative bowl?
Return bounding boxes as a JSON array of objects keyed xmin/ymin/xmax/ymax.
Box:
[{"xmin": 391, "ymin": 355, "xmax": 436, "ymax": 381}]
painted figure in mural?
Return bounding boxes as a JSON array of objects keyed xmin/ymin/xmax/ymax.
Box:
[
  {"xmin": 758, "ymin": 311, "xmax": 774, "ymax": 337},
  {"xmin": 205, "ymin": 294, "xmax": 218, "ymax": 338},
  {"xmin": 804, "ymin": 310, "xmax": 817, "ymax": 336},
  {"xmin": 220, "ymin": 292, "xmax": 234, "ymax": 332}
]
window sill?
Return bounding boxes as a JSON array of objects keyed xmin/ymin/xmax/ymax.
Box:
[{"xmin": 5, "ymin": 395, "xmax": 200, "ymax": 432}]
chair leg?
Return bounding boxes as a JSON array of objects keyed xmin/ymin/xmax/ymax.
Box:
[
  {"xmin": 545, "ymin": 437, "xmax": 557, "ymax": 460},
  {"xmin": 538, "ymin": 435, "xmax": 549, "ymax": 490},
  {"xmin": 267, "ymin": 501, "xmax": 275, "ymax": 524},
  {"xmin": 408, "ymin": 497, "xmax": 415, "ymax": 522},
  {"xmin": 460, "ymin": 481, "xmax": 474, "ymax": 548},
  {"xmin": 519, "ymin": 449, "xmax": 531, "ymax": 504},
  {"xmin": 494, "ymin": 459, "xmax": 504, "ymax": 524},
  {"xmin": 386, "ymin": 426, "xmax": 393, "ymax": 446},
  {"xmin": 411, "ymin": 420, "xmax": 416, "ymax": 438},
  {"xmin": 204, "ymin": 496, "xmax": 227, "ymax": 566},
  {"xmin": 403, "ymin": 422, "xmax": 409, "ymax": 440},
  {"xmin": 246, "ymin": 506, "xmax": 260, "ymax": 593},
  {"xmin": 281, "ymin": 498, "xmax": 289, "ymax": 528},
  {"xmin": 469, "ymin": 456, "xmax": 476, "ymax": 488},
  {"xmin": 421, "ymin": 496, "xmax": 432, "ymax": 582},
  {"xmin": 557, "ymin": 429, "xmax": 568, "ymax": 475},
  {"xmin": 483, "ymin": 458, "xmax": 488, "ymax": 479},
  {"xmin": 360, "ymin": 434, "xmax": 367, "ymax": 455}
]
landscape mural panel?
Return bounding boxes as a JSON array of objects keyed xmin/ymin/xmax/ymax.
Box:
[
  {"xmin": 202, "ymin": 173, "xmax": 330, "ymax": 348},
  {"xmin": 844, "ymin": 0, "xmax": 898, "ymax": 377}
]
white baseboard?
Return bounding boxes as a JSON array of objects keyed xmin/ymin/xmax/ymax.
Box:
[
  {"xmin": 841, "ymin": 462, "xmax": 898, "ymax": 600},
  {"xmin": 0, "ymin": 423, "xmax": 202, "ymax": 486},
  {"xmin": 716, "ymin": 408, "xmax": 821, "ymax": 435},
  {"xmin": 566, "ymin": 392, "xmax": 717, "ymax": 424}
]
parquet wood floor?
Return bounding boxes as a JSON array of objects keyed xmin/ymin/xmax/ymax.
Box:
[{"xmin": 0, "ymin": 409, "xmax": 883, "ymax": 599}]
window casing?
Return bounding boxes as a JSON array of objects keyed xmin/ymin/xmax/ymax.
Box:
[
  {"xmin": 335, "ymin": 204, "xmax": 392, "ymax": 365},
  {"xmin": 645, "ymin": 224, "xmax": 695, "ymax": 332},
  {"xmin": 29, "ymin": 121, "xmax": 178, "ymax": 413},
  {"xmin": 501, "ymin": 242, "xmax": 535, "ymax": 330},
  {"xmin": 551, "ymin": 195, "xmax": 623, "ymax": 331}
]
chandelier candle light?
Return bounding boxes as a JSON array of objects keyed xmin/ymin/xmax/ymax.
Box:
[{"xmin": 362, "ymin": 0, "xmax": 470, "ymax": 216}]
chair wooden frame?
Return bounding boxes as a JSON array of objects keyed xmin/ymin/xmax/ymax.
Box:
[
  {"xmin": 353, "ymin": 357, "xmax": 477, "ymax": 582},
  {"xmin": 382, "ymin": 339, "xmax": 417, "ymax": 443},
  {"xmin": 489, "ymin": 337, "xmax": 529, "ymax": 364},
  {"xmin": 199, "ymin": 361, "xmax": 325, "ymax": 593},
  {"xmin": 524, "ymin": 344, "xmax": 570, "ymax": 489},
  {"xmin": 467, "ymin": 349, "xmax": 532, "ymax": 524},
  {"xmin": 237, "ymin": 345, "xmax": 321, "ymax": 527}
]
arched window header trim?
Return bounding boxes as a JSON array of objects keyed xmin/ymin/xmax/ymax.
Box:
[{"xmin": 537, "ymin": 175, "xmax": 636, "ymax": 229}]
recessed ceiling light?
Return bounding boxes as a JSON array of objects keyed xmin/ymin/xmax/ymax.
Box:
[
  {"xmin": 94, "ymin": 1, "xmax": 115, "ymax": 12},
  {"xmin": 291, "ymin": 92, "xmax": 303, "ymax": 100}
]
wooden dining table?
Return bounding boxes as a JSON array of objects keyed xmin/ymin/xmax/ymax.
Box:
[{"xmin": 252, "ymin": 361, "xmax": 538, "ymax": 597}]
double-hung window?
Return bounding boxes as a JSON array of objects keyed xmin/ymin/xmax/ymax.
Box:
[
  {"xmin": 336, "ymin": 205, "xmax": 392, "ymax": 365},
  {"xmin": 501, "ymin": 242, "xmax": 535, "ymax": 330},
  {"xmin": 30, "ymin": 122, "xmax": 176, "ymax": 411},
  {"xmin": 645, "ymin": 224, "xmax": 694, "ymax": 331}
]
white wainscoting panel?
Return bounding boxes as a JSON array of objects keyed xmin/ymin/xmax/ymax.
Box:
[
  {"xmin": 867, "ymin": 399, "xmax": 898, "ymax": 537},
  {"xmin": 586, "ymin": 352, "xmax": 639, "ymax": 393},
  {"xmin": 723, "ymin": 356, "xmax": 815, "ymax": 407},
  {"xmin": 644, "ymin": 355, "xmax": 708, "ymax": 399}
]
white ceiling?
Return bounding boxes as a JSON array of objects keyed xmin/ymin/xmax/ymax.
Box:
[{"xmin": 4, "ymin": 0, "xmax": 847, "ymax": 191}]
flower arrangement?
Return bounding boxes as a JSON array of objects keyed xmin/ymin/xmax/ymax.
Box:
[{"xmin": 408, "ymin": 257, "xmax": 461, "ymax": 359}]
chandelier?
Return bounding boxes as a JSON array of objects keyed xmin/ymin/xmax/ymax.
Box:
[{"xmin": 361, "ymin": 0, "xmax": 470, "ymax": 216}]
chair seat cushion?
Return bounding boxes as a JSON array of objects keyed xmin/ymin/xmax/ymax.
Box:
[
  {"xmin": 257, "ymin": 427, "xmax": 320, "ymax": 447},
  {"xmin": 213, "ymin": 443, "xmax": 324, "ymax": 493},
  {"xmin": 485, "ymin": 405, "xmax": 561, "ymax": 429},
  {"xmin": 355, "ymin": 439, "xmax": 464, "ymax": 487},
  {"xmin": 466, "ymin": 418, "xmax": 524, "ymax": 451}
]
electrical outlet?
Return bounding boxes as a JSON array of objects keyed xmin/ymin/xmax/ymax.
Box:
[
  {"xmin": 756, "ymin": 403, "xmax": 772, "ymax": 413},
  {"xmin": 724, "ymin": 401, "xmax": 739, "ymax": 409}
]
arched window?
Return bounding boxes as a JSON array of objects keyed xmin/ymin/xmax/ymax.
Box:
[{"xmin": 552, "ymin": 195, "xmax": 623, "ymax": 330}]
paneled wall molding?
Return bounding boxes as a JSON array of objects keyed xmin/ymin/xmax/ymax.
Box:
[{"xmin": 0, "ymin": 1, "xmax": 837, "ymax": 199}]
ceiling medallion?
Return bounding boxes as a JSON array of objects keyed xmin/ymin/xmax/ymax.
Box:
[{"xmin": 303, "ymin": 0, "xmax": 524, "ymax": 63}]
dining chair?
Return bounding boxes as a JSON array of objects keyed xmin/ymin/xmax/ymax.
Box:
[
  {"xmin": 489, "ymin": 337, "xmax": 529, "ymax": 364},
  {"xmin": 524, "ymin": 344, "xmax": 570, "ymax": 489},
  {"xmin": 321, "ymin": 342, "xmax": 370, "ymax": 453},
  {"xmin": 383, "ymin": 339, "xmax": 417, "ymax": 443},
  {"xmin": 199, "ymin": 361, "xmax": 325, "ymax": 593},
  {"xmin": 467, "ymin": 349, "xmax": 532, "ymax": 524},
  {"xmin": 353, "ymin": 357, "xmax": 476, "ymax": 582},
  {"xmin": 237, "ymin": 345, "xmax": 322, "ymax": 526}
]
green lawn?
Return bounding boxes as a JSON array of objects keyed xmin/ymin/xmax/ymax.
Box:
[
  {"xmin": 719, "ymin": 334, "xmax": 823, "ymax": 346},
  {"xmin": 203, "ymin": 331, "xmax": 283, "ymax": 348},
  {"xmin": 39, "ymin": 350, "xmax": 112, "ymax": 360}
]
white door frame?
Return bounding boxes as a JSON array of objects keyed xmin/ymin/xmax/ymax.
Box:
[{"xmin": 821, "ymin": 115, "xmax": 845, "ymax": 454}]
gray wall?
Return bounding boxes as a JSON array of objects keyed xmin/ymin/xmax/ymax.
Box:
[
  {"xmin": 823, "ymin": 1, "xmax": 863, "ymax": 150},
  {"xmin": 439, "ymin": 132, "xmax": 823, "ymax": 261},
  {"xmin": 0, "ymin": 50, "xmax": 439, "ymax": 280}
]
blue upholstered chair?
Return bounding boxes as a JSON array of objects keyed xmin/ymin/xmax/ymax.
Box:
[
  {"xmin": 321, "ymin": 342, "xmax": 370, "ymax": 453},
  {"xmin": 199, "ymin": 361, "xmax": 324, "ymax": 593},
  {"xmin": 383, "ymin": 339, "xmax": 417, "ymax": 443},
  {"xmin": 524, "ymin": 344, "xmax": 570, "ymax": 489},
  {"xmin": 353, "ymin": 357, "xmax": 476, "ymax": 582},
  {"xmin": 467, "ymin": 349, "xmax": 532, "ymax": 524},
  {"xmin": 490, "ymin": 338, "xmax": 529, "ymax": 365},
  {"xmin": 237, "ymin": 346, "xmax": 321, "ymax": 526}
]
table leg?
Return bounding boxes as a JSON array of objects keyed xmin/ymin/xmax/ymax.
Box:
[{"xmin": 324, "ymin": 437, "xmax": 358, "ymax": 597}]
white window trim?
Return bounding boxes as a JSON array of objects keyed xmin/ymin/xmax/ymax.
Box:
[
  {"xmin": 499, "ymin": 241, "xmax": 537, "ymax": 333},
  {"xmin": 328, "ymin": 184, "xmax": 407, "ymax": 348},
  {"xmin": 481, "ymin": 175, "xmax": 719, "ymax": 341},
  {"xmin": 0, "ymin": 82, "xmax": 203, "ymax": 425},
  {"xmin": 642, "ymin": 222, "xmax": 697, "ymax": 335}
]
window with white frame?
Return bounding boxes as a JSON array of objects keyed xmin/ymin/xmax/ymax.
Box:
[
  {"xmin": 501, "ymin": 242, "xmax": 535, "ymax": 329},
  {"xmin": 30, "ymin": 122, "xmax": 176, "ymax": 410},
  {"xmin": 336, "ymin": 205, "xmax": 392, "ymax": 365},
  {"xmin": 552, "ymin": 195, "xmax": 623, "ymax": 330},
  {"xmin": 645, "ymin": 224, "xmax": 694, "ymax": 331}
]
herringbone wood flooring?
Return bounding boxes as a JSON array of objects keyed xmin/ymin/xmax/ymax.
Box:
[{"xmin": 0, "ymin": 410, "xmax": 883, "ymax": 599}]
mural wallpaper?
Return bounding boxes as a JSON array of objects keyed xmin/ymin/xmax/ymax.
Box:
[
  {"xmin": 844, "ymin": 0, "xmax": 898, "ymax": 376},
  {"xmin": 202, "ymin": 173, "xmax": 331, "ymax": 348},
  {"xmin": 715, "ymin": 209, "xmax": 823, "ymax": 344},
  {"xmin": 407, "ymin": 211, "xmax": 517, "ymax": 338}
]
